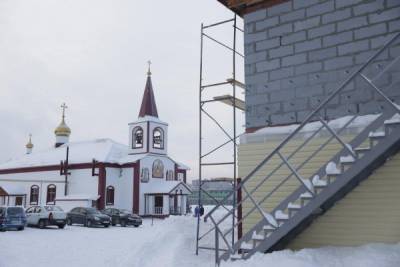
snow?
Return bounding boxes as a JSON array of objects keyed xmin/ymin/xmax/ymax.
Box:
[
  {"xmin": 225, "ymin": 243, "xmax": 400, "ymax": 267},
  {"xmin": 384, "ymin": 113, "xmax": 400, "ymax": 125},
  {"xmin": 340, "ymin": 155, "xmax": 355, "ymax": 163},
  {"xmin": 369, "ymin": 131, "xmax": 385, "ymax": 138},
  {"xmin": 262, "ymin": 212, "xmax": 278, "ymax": 228},
  {"xmin": 0, "ymin": 205, "xmax": 399, "ymax": 267},
  {"xmin": 326, "ymin": 162, "xmax": 341, "ymax": 175},
  {"xmin": 275, "ymin": 210, "xmax": 289, "ymax": 220},
  {"xmin": 311, "ymin": 175, "xmax": 327, "ymax": 187},
  {"xmin": 244, "ymin": 114, "xmax": 380, "ymax": 140},
  {"xmin": 55, "ymin": 194, "xmax": 100, "ymax": 201}
]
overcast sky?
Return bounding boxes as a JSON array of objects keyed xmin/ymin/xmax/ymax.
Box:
[{"xmin": 0, "ymin": 0, "xmax": 245, "ymax": 181}]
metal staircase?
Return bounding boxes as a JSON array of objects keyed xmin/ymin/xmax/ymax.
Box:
[{"xmin": 202, "ymin": 32, "xmax": 400, "ymax": 265}]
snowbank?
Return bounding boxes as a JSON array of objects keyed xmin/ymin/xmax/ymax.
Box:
[{"xmin": 224, "ymin": 243, "xmax": 400, "ymax": 267}]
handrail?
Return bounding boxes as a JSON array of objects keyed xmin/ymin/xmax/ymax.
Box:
[{"xmin": 204, "ymin": 31, "xmax": 400, "ymax": 221}]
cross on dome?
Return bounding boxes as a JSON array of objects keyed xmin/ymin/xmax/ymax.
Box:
[
  {"xmin": 147, "ymin": 60, "xmax": 152, "ymax": 76},
  {"xmin": 61, "ymin": 103, "xmax": 68, "ymax": 119}
]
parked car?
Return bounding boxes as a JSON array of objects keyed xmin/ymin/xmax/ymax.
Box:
[
  {"xmin": 0, "ymin": 206, "xmax": 26, "ymax": 231},
  {"xmin": 101, "ymin": 208, "xmax": 142, "ymax": 227},
  {"xmin": 66, "ymin": 207, "xmax": 111, "ymax": 227},
  {"xmin": 26, "ymin": 205, "xmax": 67, "ymax": 229}
]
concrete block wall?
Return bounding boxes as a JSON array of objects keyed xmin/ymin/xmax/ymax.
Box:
[{"xmin": 244, "ymin": 0, "xmax": 400, "ymax": 129}]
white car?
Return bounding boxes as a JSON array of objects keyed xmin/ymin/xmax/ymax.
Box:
[{"xmin": 26, "ymin": 206, "xmax": 67, "ymax": 229}]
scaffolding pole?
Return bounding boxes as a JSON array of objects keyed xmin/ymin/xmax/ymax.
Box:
[{"xmin": 195, "ymin": 14, "xmax": 243, "ymax": 255}]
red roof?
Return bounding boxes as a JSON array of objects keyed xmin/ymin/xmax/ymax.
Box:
[{"xmin": 138, "ymin": 75, "xmax": 158, "ymax": 118}]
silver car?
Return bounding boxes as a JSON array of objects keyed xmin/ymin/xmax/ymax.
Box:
[{"xmin": 26, "ymin": 206, "xmax": 67, "ymax": 229}]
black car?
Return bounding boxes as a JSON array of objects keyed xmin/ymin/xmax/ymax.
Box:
[
  {"xmin": 66, "ymin": 207, "xmax": 111, "ymax": 228},
  {"xmin": 101, "ymin": 208, "xmax": 142, "ymax": 227}
]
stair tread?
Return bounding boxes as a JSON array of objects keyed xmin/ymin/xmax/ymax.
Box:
[
  {"xmin": 340, "ymin": 155, "xmax": 355, "ymax": 163},
  {"xmin": 275, "ymin": 210, "xmax": 289, "ymax": 220},
  {"xmin": 252, "ymin": 233, "xmax": 264, "ymax": 241},
  {"xmin": 354, "ymin": 147, "xmax": 370, "ymax": 152},
  {"xmin": 369, "ymin": 131, "xmax": 385, "ymax": 138},
  {"xmin": 240, "ymin": 242, "xmax": 253, "ymax": 250},
  {"xmin": 288, "ymin": 202, "xmax": 301, "ymax": 209},
  {"xmin": 263, "ymin": 225, "xmax": 275, "ymax": 231},
  {"xmin": 300, "ymin": 192, "xmax": 313, "ymax": 199},
  {"xmin": 326, "ymin": 162, "xmax": 341, "ymax": 175},
  {"xmin": 230, "ymin": 254, "xmax": 243, "ymax": 260},
  {"xmin": 384, "ymin": 114, "xmax": 400, "ymax": 124},
  {"xmin": 312, "ymin": 175, "xmax": 328, "ymax": 187}
]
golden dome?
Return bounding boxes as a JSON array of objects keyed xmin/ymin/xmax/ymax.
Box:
[
  {"xmin": 54, "ymin": 118, "xmax": 71, "ymax": 136},
  {"xmin": 26, "ymin": 134, "xmax": 33, "ymax": 149}
]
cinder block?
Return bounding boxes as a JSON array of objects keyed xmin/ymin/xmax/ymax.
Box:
[
  {"xmin": 245, "ymin": 32, "xmax": 267, "ymax": 44},
  {"xmin": 295, "ymin": 62, "xmax": 322, "ymax": 75},
  {"xmin": 354, "ymin": 23, "xmax": 387, "ymax": 39},
  {"xmin": 256, "ymin": 58, "xmax": 280, "ymax": 72},
  {"xmin": 294, "ymin": 0, "xmax": 319, "ymax": 9},
  {"xmin": 255, "ymin": 17, "xmax": 279, "ymax": 31},
  {"xmin": 280, "ymin": 9, "xmax": 305, "ymax": 23},
  {"xmin": 295, "ymin": 38, "xmax": 322, "ymax": 53},
  {"xmin": 270, "ymin": 88, "xmax": 295, "ymax": 102},
  {"xmin": 324, "ymin": 56, "xmax": 353, "ymax": 70},
  {"xmin": 245, "ymin": 51, "xmax": 267, "ymax": 65},
  {"xmin": 370, "ymin": 35, "xmax": 393, "ymax": 49},
  {"xmin": 282, "ymin": 53, "xmax": 307, "ymax": 67},
  {"xmin": 270, "ymin": 67, "xmax": 294, "ymax": 80},
  {"xmin": 306, "ymin": 1, "xmax": 334, "ymax": 17},
  {"xmin": 336, "ymin": 0, "xmax": 363, "ymax": 9},
  {"xmin": 282, "ymin": 31, "xmax": 307, "ymax": 45},
  {"xmin": 280, "ymin": 74, "xmax": 308, "ymax": 89},
  {"xmin": 271, "ymin": 112, "xmax": 297, "ymax": 125},
  {"xmin": 309, "ymin": 47, "xmax": 337, "ymax": 61},
  {"xmin": 296, "ymin": 84, "xmax": 324, "ymax": 97},
  {"xmin": 337, "ymin": 16, "xmax": 368, "ymax": 31},
  {"xmin": 322, "ymin": 8, "xmax": 351, "ymax": 24},
  {"xmin": 269, "ymin": 23, "xmax": 293, "ymax": 38},
  {"xmin": 294, "ymin": 17, "xmax": 320, "ymax": 31},
  {"xmin": 389, "ymin": 20, "xmax": 400, "ymax": 33},
  {"xmin": 283, "ymin": 97, "xmax": 309, "ymax": 112},
  {"xmin": 338, "ymin": 40, "xmax": 370, "ymax": 55},
  {"xmin": 270, "ymin": 45, "xmax": 294, "ymax": 58},
  {"xmin": 353, "ymin": 0, "xmax": 384, "ymax": 15},
  {"xmin": 323, "ymin": 31, "xmax": 353, "ymax": 47},
  {"xmin": 244, "ymin": 9, "xmax": 267, "ymax": 23},
  {"xmin": 369, "ymin": 7, "xmax": 400, "ymax": 23},
  {"xmin": 256, "ymin": 37, "xmax": 280, "ymax": 51},
  {"xmin": 268, "ymin": 1, "xmax": 292, "ymax": 16},
  {"xmin": 387, "ymin": 0, "xmax": 400, "ymax": 8},
  {"xmin": 326, "ymin": 104, "xmax": 357, "ymax": 119},
  {"xmin": 308, "ymin": 24, "xmax": 335, "ymax": 39}
]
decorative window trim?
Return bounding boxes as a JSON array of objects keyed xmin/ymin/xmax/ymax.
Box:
[
  {"xmin": 166, "ymin": 170, "xmax": 175, "ymax": 181},
  {"xmin": 106, "ymin": 186, "xmax": 115, "ymax": 206},
  {"xmin": 46, "ymin": 184, "xmax": 56, "ymax": 205},
  {"xmin": 152, "ymin": 127, "xmax": 164, "ymax": 149},
  {"xmin": 132, "ymin": 126, "xmax": 144, "ymax": 149},
  {"xmin": 30, "ymin": 185, "xmax": 39, "ymax": 205},
  {"xmin": 152, "ymin": 159, "xmax": 164, "ymax": 178},
  {"xmin": 141, "ymin": 168, "xmax": 150, "ymax": 183}
]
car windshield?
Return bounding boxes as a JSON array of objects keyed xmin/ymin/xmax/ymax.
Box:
[
  {"xmin": 7, "ymin": 207, "xmax": 24, "ymax": 216},
  {"xmin": 44, "ymin": 206, "xmax": 63, "ymax": 212},
  {"xmin": 87, "ymin": 208, "xmax": 101, "ymax": 214}
]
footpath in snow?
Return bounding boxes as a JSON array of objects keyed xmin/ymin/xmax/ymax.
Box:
[{"xmin": 0, "ymin": 207, "xmax": 399, "ymax": 267}]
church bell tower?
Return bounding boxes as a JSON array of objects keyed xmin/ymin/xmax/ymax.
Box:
[{"xmin": 129, "ymin": 62, "xmax": 168, "ymax": 155}]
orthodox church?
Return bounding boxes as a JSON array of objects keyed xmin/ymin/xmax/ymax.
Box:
[{"xmin": 0, "ymin": 67, "xmax": 191, "ymax": 217}]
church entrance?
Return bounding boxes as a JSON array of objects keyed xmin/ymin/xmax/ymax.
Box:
[{"xmin": 154, "ymin": 195, "xmax": 163, "ymax": 215}]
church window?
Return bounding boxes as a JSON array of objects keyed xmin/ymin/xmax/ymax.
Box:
[
  {"xmin": 141, "ymin": 168, "xmax": 150, "ymax": 183},
  {"xmin": 46, "ymin": 184, "xmax": 56, "ymax": 205},
  {"xmin": 30, "ymin": 185, "xmax": 39, "ymax": 205},
  {"xmin": 152, "ymin": 159, "xmax": 164, "ymax": 178},
  {"xmin": 132, "ymin": 127, "xmax": 144, "ymax": 149},
  {"xmin": 153, "ymin": 128, "xmax": 164, "ymax": 149},
  {"xmin": 166, "ymin": 170, "xmax": 174, "ymax": 181},
  {"xmin": 106, "ymin": 186, "xmax": 115, "ymax": 205}
]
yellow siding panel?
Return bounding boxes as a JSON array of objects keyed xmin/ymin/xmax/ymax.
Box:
[{"xmin": 238, "ymin": 134, "xmax": 400, "ymax": 246}]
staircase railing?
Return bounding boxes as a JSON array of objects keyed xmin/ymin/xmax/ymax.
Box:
[{"xmin": 201, "ymin": 31, "xmax": 400, "ymax": 264}]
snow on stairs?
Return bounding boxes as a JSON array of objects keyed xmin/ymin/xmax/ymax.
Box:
[{"xmin": 229, "ymin": 118, "xmax": 400, "ymax": 262}]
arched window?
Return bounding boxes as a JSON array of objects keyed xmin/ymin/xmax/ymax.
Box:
[
  {"xmin": 153, "ymin": 127, "xmax": 164, "ymax": 149},
  {"xmin": 106, "ymin": 186, "xmax": 115, "ymax": 205},
  {"xmin": 132, "ymin": 127, "xmax": 143, "ymax": 149},
  {"xmin": 46, "ymin": 184, "xmax": 56, "ymax": 205},
  {"xmin": 30, "ymin": 185, "xmax": 39, "ymax": 205}
]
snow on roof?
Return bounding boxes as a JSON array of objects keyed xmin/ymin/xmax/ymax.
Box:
[
  {"xmin": 0, "ymin": 138, "xmax": 129, "ymax": 170},
  {"xmin": 144, "ymin": 181, "xmax": 192, "ymax": 195},
  {"xmin": 55, "ymin": 194, "xmax": 100, "ymax": 201},
  {"xmin": 175, "ymin": 161, "xmax": 190, "ymax": 170},
  {"xmin": 0, "ymin": 184, "xmax": 25, "ymax": 195},
  {"xmin": 0, "ymin": 138, "xmax": 190, "ymax": 171},
  {"xmin": 129, "ymin": 115, "xmax": 168, "ymax": 126}
]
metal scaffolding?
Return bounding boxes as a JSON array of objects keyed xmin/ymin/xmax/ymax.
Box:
[{"xmin": 195, "ymin": 15, "xmax": 244, "ymax": 255}]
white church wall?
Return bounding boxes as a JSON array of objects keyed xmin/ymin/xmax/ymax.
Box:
[
  {"xmin": 163, "ymin": 195, "xmax": 169, "ymax": 215},
  {"xmin": 105, "ymin": 167, "xmax": 134, "ymax": 211},
  {"xmin": 0, "ymin": 170, "xmax": 65, "ymax": 207},
  {"xmin": 67, "ymin": 169, "xmax": 98, "ymax": 198}
]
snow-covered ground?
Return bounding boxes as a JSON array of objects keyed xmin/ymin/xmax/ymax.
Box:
[{"xmin": 1, "ymin": 207, "xmax": 399, "ymax": 267}]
